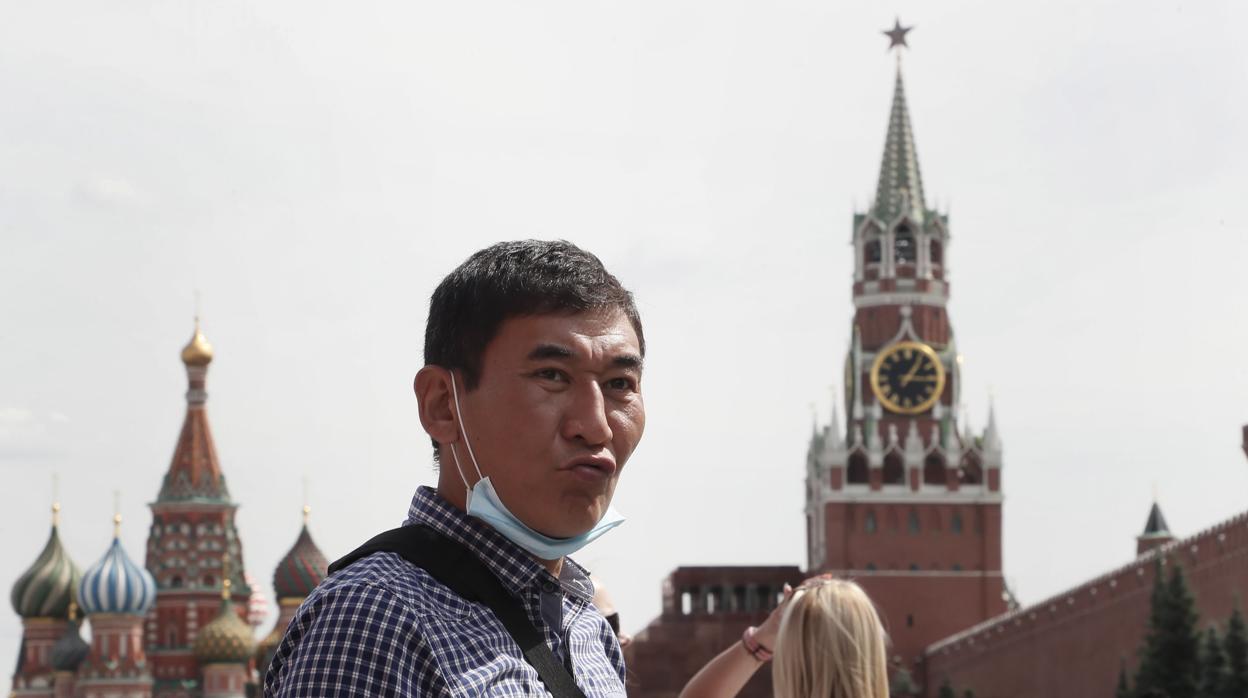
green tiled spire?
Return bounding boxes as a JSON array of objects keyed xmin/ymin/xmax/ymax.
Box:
[{"xmin": 872, "ymin": 66, "xmax": 928, "ymax": 225}]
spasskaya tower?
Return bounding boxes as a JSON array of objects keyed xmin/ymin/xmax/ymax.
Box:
[{"xmin": 803, "ymin": 20, "xmax": 1007, "ymax": 678}]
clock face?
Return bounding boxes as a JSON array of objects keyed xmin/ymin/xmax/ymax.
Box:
[{"xmin": 869, "ymin": 341, "xmax": 946, "ymax": 415}]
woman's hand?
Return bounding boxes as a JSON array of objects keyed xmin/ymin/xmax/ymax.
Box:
[{"xmin": 753, "ymin": 582, "xmax": 795, "ymax": 651}]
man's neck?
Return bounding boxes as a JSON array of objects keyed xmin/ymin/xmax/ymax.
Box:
[{"xmin": 434, "ymin": 483, "xmax": 564, "ymax": 577}]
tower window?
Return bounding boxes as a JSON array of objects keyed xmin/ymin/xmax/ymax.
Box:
[
  {"xmin": 951, "ymin": 511, "xmax": 964, "ymax": 534},
  {"xmin": 930, "ymin": 239, "xmax": 943, "ymax": 265},
  {"xmin": 960, "ymin": 453, "xmax": 983, "ymax": 485},
  {"xmin": 847, "ymin": 451, "xmax": 869, "ymax": 484},
  {"xmin": 923, "ymin": 453, "xmax": 945, "ymax": 485},
  {"xmin": 865, "ymin": 511, "xmax": 878, "ymax": 534},
  {"xmin": 895, "ymin": 227, "xmax": 916, "ymax": 264},
  {"xmin": 882, "ymin": 451, "xmax": 904, "ymax": 485},
  {"xmin": 907, "ymin": 614, "xmax": 914, "ymax": 627},
  {"xmin": 865, "ymin": 239, "xmax": 882, "ymax": 264},
  {"xmin": 907, "ymin": 510, "xmax": 920, "ymax": 534}
]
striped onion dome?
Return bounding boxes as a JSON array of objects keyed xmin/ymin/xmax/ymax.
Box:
[
  {"xmin": 273, "ymin": 521, "xmax": 328, "ymax": 600},
  {"xmin": 78, "ymin": 533, "xmax": 156, "ymax": 616},
  {"xmin": 50, "ymin": 616, "xmax": 89, "ymax": 672},
  {"xmin": 194, "ymin": 598, "xmax": 255, "ymax": 664},
  {"xmin": 10, "ymin": 519, "xmax": 82, "ymax": 619}
]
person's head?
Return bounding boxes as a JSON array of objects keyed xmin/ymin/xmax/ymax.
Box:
[
  {"xmin": 772, "ymin": 578, "xmax": 889, "ymax": 698},
  {"xmin": 414, "ymin": 240, "xmax": 646, "ymax": 545}
]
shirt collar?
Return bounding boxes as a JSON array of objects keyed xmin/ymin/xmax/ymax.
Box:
[{"xmin": 404, "ymin": 486, "xmax": 595, "ymax": 603}]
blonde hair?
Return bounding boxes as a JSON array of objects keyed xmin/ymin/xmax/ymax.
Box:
[{"xmin": 771, "ymin": 579, "xmax": 889, "ymax": 698}]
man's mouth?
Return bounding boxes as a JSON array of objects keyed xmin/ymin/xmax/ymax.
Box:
[{"xmin": 562, "ymin": 456, "xmax": 617, "ymax": 479}]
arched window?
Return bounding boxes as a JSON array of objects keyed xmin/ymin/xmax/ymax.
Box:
[
  {"xmin": 864, "ymin": 511, "xmax": 878, "ymax": 534},
  {"xmin": 847, "ymin": 451, "xmax": 869, "ymax": 484},
  {"xmin": 865, "ymin": 239, "xmax": 882, "ymax": 264},
  {"xmin": 923, "ymin": 453, "xmax": 946, "ymax": 485},
  {"xmin": 907, "ymin": 509, "xmax": 921, "ymax": 534},
  {"xmin": 882, "ymin": 451, "xmax": 905, "ymax": 485},
  {"xmin": 951, "ymin": 510, "xmax": 964, "ymax": 534},
  {"xmin": 894, "ymin": 226, "xmax": 916, "ymax": 264}
]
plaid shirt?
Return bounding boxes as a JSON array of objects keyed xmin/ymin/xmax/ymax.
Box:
[{"xmin": 264, "ymin": 486, "xmax": 626, "ymax": 697}]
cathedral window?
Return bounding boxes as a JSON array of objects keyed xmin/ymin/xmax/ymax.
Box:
[
  {"xmin": 882, "ymin": 451, "xmax": 904, "ymax": 485},
  {"xmin": 894, "ymin": 226, "xmax": 916, "ymax": 264}
]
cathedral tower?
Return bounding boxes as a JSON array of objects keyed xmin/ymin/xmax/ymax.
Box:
[
  {"xmin": 144, "ymin": 323, "xmax": 251, "ymax": 697},
  {"xmin": 804, "ymin": 22, "xmax": 1007, "ymax": 678}
]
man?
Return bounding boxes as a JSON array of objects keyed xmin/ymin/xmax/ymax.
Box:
[{"xmin": 265, "ymin": 240, "xmax": 645, "ymax": 697}]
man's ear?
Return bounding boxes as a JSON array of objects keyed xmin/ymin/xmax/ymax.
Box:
[{"xmin": 414, "ymin": 366, "xmax": 460, "ymax": 446}]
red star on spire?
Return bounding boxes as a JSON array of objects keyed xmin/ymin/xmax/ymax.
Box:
[{"xmin": 883, "ymin": 18, "xmax": 913, "ymax": 51}]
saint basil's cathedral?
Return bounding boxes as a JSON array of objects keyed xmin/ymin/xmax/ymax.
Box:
[{"xmin": 8, "ymin": 326, "xmax": 329, "ymax": 697}]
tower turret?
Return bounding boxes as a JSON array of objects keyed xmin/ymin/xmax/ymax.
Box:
[
  {"xmin": 193, "ymin": 557, "xmax": 255, "ymax": 698},
  {"xmin": 1136, "ymin": 501, "xmax": 1174, "ymax": 556},
  {"xmin": 145, "ymin": 322, "xmax": 251, "ymax": 695},
  {"xmin": 76, "ymin": 512, "xmax": 156, "ymax": 698},
  {"xmin": 257, "ymin": 506, "xmax": 329, "ymax": 672},
  {"xmin": 10, "ymin": 501, "xmax": 81, "ymax": 696}
]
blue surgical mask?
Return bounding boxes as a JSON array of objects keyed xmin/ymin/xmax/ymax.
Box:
[{"xmin": 447, "ymin": 371, "xmax": 625, "ymax": 560}]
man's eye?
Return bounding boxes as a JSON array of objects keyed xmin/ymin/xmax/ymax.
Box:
[
  {"xmin": 534, "ymin": 368, "xmax": 567, "ymax": 382},
  {"xmin": 605, "ymin": 377, "xmax": 636, "ymax": 392}
]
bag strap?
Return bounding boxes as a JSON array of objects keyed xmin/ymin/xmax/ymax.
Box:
[{"xmin": 330, "ymin": 525, "xmax": 589, "ymax": 698}]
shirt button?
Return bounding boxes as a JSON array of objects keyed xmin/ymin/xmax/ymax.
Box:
[{"xmin": 540, "ymin": 579, "xmax": 559, "ymax": 594}]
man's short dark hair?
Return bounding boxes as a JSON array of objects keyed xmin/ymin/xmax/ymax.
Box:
[{"xmin": 424, "ymin": 239, "xmax": 644, "ymax": 391}]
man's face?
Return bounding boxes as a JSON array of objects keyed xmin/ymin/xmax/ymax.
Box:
[{"xmin": 454, "ymin": 308, "xmax": 645, "ymax": 540}]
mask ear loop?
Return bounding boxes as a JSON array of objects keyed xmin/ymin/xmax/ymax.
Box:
[{"xmin": 447, "ymin": 370, "xmax": 486, "ymax": 489}]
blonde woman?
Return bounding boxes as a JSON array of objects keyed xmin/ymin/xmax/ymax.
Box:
[{"xmin": 679, "ymin": 576, "xmax": 889, "ymax": 698}]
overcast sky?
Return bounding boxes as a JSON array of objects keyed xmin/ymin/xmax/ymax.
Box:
[{"xmin": 3, "ymin": 0, "xmax": 1247, "ymax": 667}]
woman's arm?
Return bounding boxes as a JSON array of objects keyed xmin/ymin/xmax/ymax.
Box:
[{"xmin": 678, "ymin": 584, "xmax": 793, "ymax": 698}]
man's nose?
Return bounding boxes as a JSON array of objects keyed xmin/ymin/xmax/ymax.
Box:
[{"xmin": 562, "ymin": 382, "xmax": 613, "ymax": 447}]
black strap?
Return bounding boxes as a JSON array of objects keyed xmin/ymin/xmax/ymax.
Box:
[{"xmin": 330, "ymin": 525, "xmax": 589, "ymax": 698}]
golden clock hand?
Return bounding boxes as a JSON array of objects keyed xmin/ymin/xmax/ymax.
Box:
[{"xmin": 900, "ymin": 359, "xmax": 923, "ymax": 386}]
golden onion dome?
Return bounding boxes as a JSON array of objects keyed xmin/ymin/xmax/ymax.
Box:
[
  {"xmin": 193, "ymin": 598, "xmax": 255, "ymax": 664},
  {"xmin": 181, "ymin": 322, "xmax": 214, "ymax": 367}
]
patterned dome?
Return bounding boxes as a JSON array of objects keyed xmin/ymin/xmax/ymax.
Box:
[
  {"xmin": 11, "ymin": 519, "xmax": 82, "ymax": 619},
  {"xmin": 78, "ymin": 532, "xmax": 157, "ymax": 616},
  {"xmin": 194, "ymin": 598, "xmax": 256, "ymax": 664},
  {"xmin": 273, "ymin": 522, "xmax": 328, "ymax": 600},
  {"xmin": 50, "ymin": 616, "xmax": 89, "ymax": 672}
]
